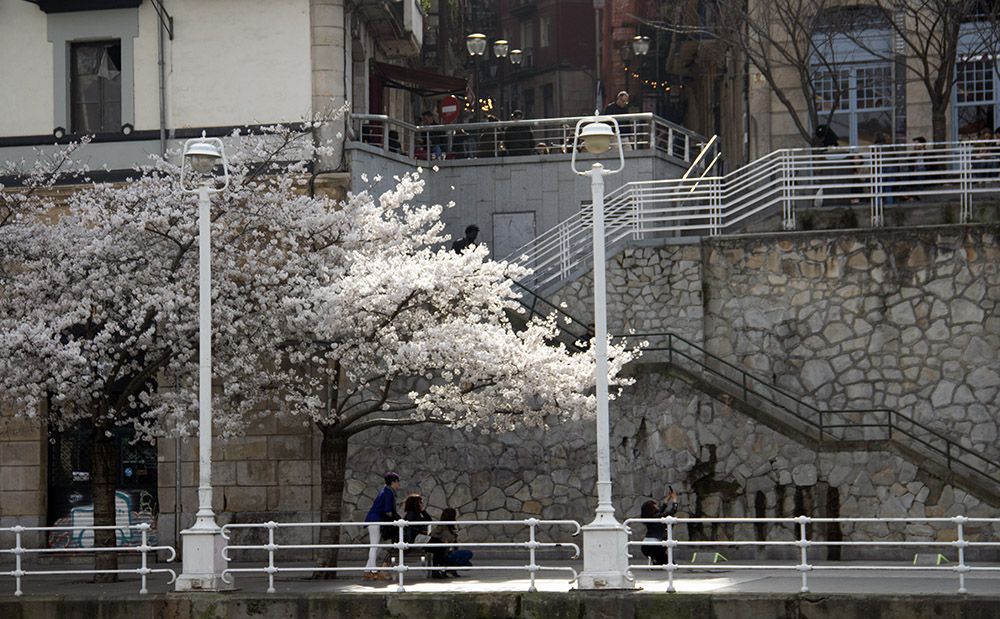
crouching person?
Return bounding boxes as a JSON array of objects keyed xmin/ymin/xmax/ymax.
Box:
[{"xmin": 429, "ymin": 507, "xmax": 474, "ymax": 578}]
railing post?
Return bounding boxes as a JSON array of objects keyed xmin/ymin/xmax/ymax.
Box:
[
  {"xmin": 667, "ymin": 333, "xmax": 673, "ymax": 365},
  {"xmin": 139, "ymin": 524, "xmax": 150, "ymax": 594},
  {"xmin": 558, "ymin": 222, "xmax": 570, "ymax": 283},
  {"xmin": 13, "ymin": 525, "xmax": 23, "ymax": 596},
  {"xmin": 649, "ymin": 120, "xmax": 657, "ymax": 153},
  {"xmin": 871, "ymin": 146, "xmax": 883, "ymax": 227},
  {"xmin": 527, "ymin": 518, "xmax": 538, "ymax": 593},
  {"xmin": 818, "ymin": 412, "xmax": 824, "ymax": 443},
  {"xmin": 955, "ymin": 516, "xmax": 968, "ymax": 594},
  {"xmin": 396, "ymin": 520, "xmax": 406, "ymax": 592},
  {"xmin": 667, "ymin": 128, "xmax": 675, "ymax": 158},
  {"xmin": 782, "ymin": 152, "xmax": 795, "ymax": 230},
  {"xmin": 381, "ymin": 121, "xmax": 389, "ymax": 153},
  {"xmin": 742, "ymin": 372, "xmax": 748, "ymax": 401},
  {"xmin": 960, "ymin": 144, "xmax": 973, "ymax": 224},
  {"xmin": 665, "ymin": 518, "xmax": 676, "ymax": 593},
  {"xmin": 266, "ymin": 521, "xmax": 277, "ymax": 594},
  {"xmin": 797, "ymin": 515, "xmax": 810, "ymax": 593},
  {"xmin": 887, "ymin": 411, "xmax": 893, "ymax": 441},
  {"xmin": 710, "ymin": 178, "xmax": 722, "ymax": 236},
  {"xmin": 684, "ymin": 134, "xmax": 691, "ymax": 162},
  {"xmin": 632, "ymin": 187, "xmax": 643, "ymax": 241}
]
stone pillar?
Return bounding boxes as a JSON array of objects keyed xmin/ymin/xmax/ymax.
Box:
[
  {"xmin": 310, "ymin": 0, "xmax": 348, "ymax": 182},
  {"xmin": 0, "ymin": 412, "xmax": 47, "ymax": 549}
]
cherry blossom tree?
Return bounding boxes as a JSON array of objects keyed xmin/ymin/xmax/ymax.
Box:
[
  {"xmin": 267, "ymin": 173, "xmax": 639, "ymax": 570},
  {"xmin": 0, "ymin": 124, "xmax": 351, "ymax": 578},
  {"xmin": 0, "ymin": 124, "xmax": 638, "ymax": 576}
]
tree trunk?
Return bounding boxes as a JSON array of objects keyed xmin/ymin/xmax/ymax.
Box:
[
  {"xmin": 315, "ymin": 423, "xmax": 350, "ymax": 578},
  {"xmin": 931, "ymin": 101, "xmax": 948, "ymax": 144},
  {"xmin": 91, "ymin": 423, "xmax": 118, "ymax": 583}
]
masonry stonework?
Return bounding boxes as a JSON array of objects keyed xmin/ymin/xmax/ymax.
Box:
[
  {"xmin": 334, "ymin": 225, "xmax": 999, "ymax": 552},
  {"xmin": 548, "ymin": 244, "xmax": 705, "ymax": 344},
  {"xmin": 703, "ymin": 227, "xmax": 1000, "ymax": 462}
]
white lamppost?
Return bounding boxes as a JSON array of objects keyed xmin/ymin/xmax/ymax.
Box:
[
  {"xmin": 175, "ymin": 132, "xmax": 232, "ymax": 591},
  {"xmin": 570, "ymin": 117, "xmax": 633, "ymax": 589}
]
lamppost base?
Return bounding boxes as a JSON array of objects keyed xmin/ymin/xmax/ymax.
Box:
[
  {"xmin": 576, "ymin": 519, "xmax": 635, "ymax": 590},
  {"xmin": 174, "ymin": 525, "xmax": 234, "ymax": 592}
]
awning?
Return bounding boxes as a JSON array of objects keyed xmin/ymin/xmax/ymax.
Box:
[
  {"xmin": 373, "ymin": 62, "xmax": 467, "ymax": 97},
  {"xmin": 24, "ymin": 0, "xmax": 142, "ymax": 12}
]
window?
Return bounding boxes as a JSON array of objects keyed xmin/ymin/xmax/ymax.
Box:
[
  {"xmin": 523, "ymin": 88, "xmax": 535, "ymax": 118},
  {"xmin": 811, "ymin": 7, "xmax": 894, "ymax": 146},
  {"xmin": 47, "ymin": 9, "xmax": 137, "ymax": 135},
  {"xmin": 813, "ymin": 64, "xmax": 893, "ymax": 145},
  {"xmin": 542, "ymin": 83, "xmax": 554, "ymax": 117},
  {"xmin": 539, "ymin": 16, "xmax": 551, "ymax": 48},
  {"xmin": 70, "ymin": 40, "xmax": 123, "ymax": 134},
  {"xmin": 955, "ymin": 58, "xmax": 997, "ymax": 138},
  {"xmin": 520, "ymin": 20, "xmax": 534, "ymax": 52}
]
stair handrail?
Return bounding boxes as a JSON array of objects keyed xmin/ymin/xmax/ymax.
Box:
[
  {"xmin": 627, "ymin": 331, "xmax": 1000, "ymax": 486},
  {"xmin": 681, "ymin": 135, "xmax": 720, "ymax": 180}
]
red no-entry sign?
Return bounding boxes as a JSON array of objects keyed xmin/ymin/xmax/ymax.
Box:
[{"xmin": 439, "ymin": 95, "xmax": 461, "ymax": 124}]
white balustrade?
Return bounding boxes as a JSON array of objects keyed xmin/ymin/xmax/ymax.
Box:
[
  {"xmin": 625, "ymin": 515, "xmax": 1000, "ymax": 594},
  {"xmin": 221, "ymin": 518, "xmax": 581, "ymax": 593},
  {"xmin": 0, "ymin": 523, "xmax": 176, "ymax": 596}
]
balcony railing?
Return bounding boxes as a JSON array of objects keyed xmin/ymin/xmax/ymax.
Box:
[
  {"xmin": 347, "ymin": 112, "xmax": 707, "ymax": 164},
  {"xmin": 505, "ymin": 140, "xmax": 1000, "ymax": 292}
]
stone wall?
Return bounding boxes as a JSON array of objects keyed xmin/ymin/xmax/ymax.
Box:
[
  {"xmin": 703, "ymin": 226, "xmax": 1000, "ymax": 462},
  {"xmin": 156, "ymin": 416, "xmax": 319, "ymax": 548},
  {"xmin": 548, "ymin": 244, "xmax": 705, "ymax": 344},
  {"xmin": 340, "ymin": 367, "xmax": 998, "ymax": 555}
]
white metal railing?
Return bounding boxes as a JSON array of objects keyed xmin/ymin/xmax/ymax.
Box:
[
  {"xmin": 625, "ymin": 515, "xmax": 1000, "ymax": 594},
  {"xmin": 221, "ymin": 518, "xmax": 581, "ymax": 593},
  {"xmin": 347, "ymin": 112, "xmax": 707, "ymax": 163},
  {"xmin": 507, "ymin": 140, "xmax": 1000, "ymax": 291},
  {"xmin": 0, "ymin": 523, "xmax": 177, "ymax": 596}
]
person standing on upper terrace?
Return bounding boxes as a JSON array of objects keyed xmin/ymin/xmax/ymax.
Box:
[
  {"xmin": 452, "ymin": 224, "xmax": 479, "ymax": 254},
  {"xmin": 418, "ymin": 110, "xmax": 446, "ymax": 159},
  {"xmin": 503, "ymin": 110, "xmax": 535, "ymax": 157},
  {"xmin": 604, "ymin": 91, "xmax": 633, "ymax": 147},
  {"xmin": 604, "ymin": 91, "xmax": 630, "ymax": 116}
]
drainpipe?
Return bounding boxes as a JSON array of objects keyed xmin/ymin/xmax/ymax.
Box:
[
  {"xmin": 156, "ymin": 1, "xmax": 170, "ymax": 157},
  {"xmin": 174, "ymin": 375, "xmax": 182, "ymax": 554},
  {"xmin": 742, "ymin": 0, "xmax": 750, "ymax": 164}
]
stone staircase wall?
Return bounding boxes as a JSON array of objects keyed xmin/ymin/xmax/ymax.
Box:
[
  {"xmin": 547, "ymin": 244, "xmax": 705, "ymax": 346},
  {"xmin": 337, "ymin": 367, "xmax": 998, "ymax": 558},
  {"xmin": 702, "ymin": 225, "xmax": 1000, "ymax": 463}
]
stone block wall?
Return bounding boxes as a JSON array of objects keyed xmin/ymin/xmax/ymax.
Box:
[
  {"xmin": 702, "ymin": 226, "xmax": 1000, "ymax": 461},
  {"xmin": 156, "ymin": 414, "xmax": 320, "ymax": 548},
  {"xmin": 0, "ymin": 409, "xmax": 46, "ymax": 548}
]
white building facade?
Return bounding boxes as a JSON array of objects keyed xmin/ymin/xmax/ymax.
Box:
[{"xmin": 0, "ymin": 0, "xmax": 423, "ymax": 181}]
